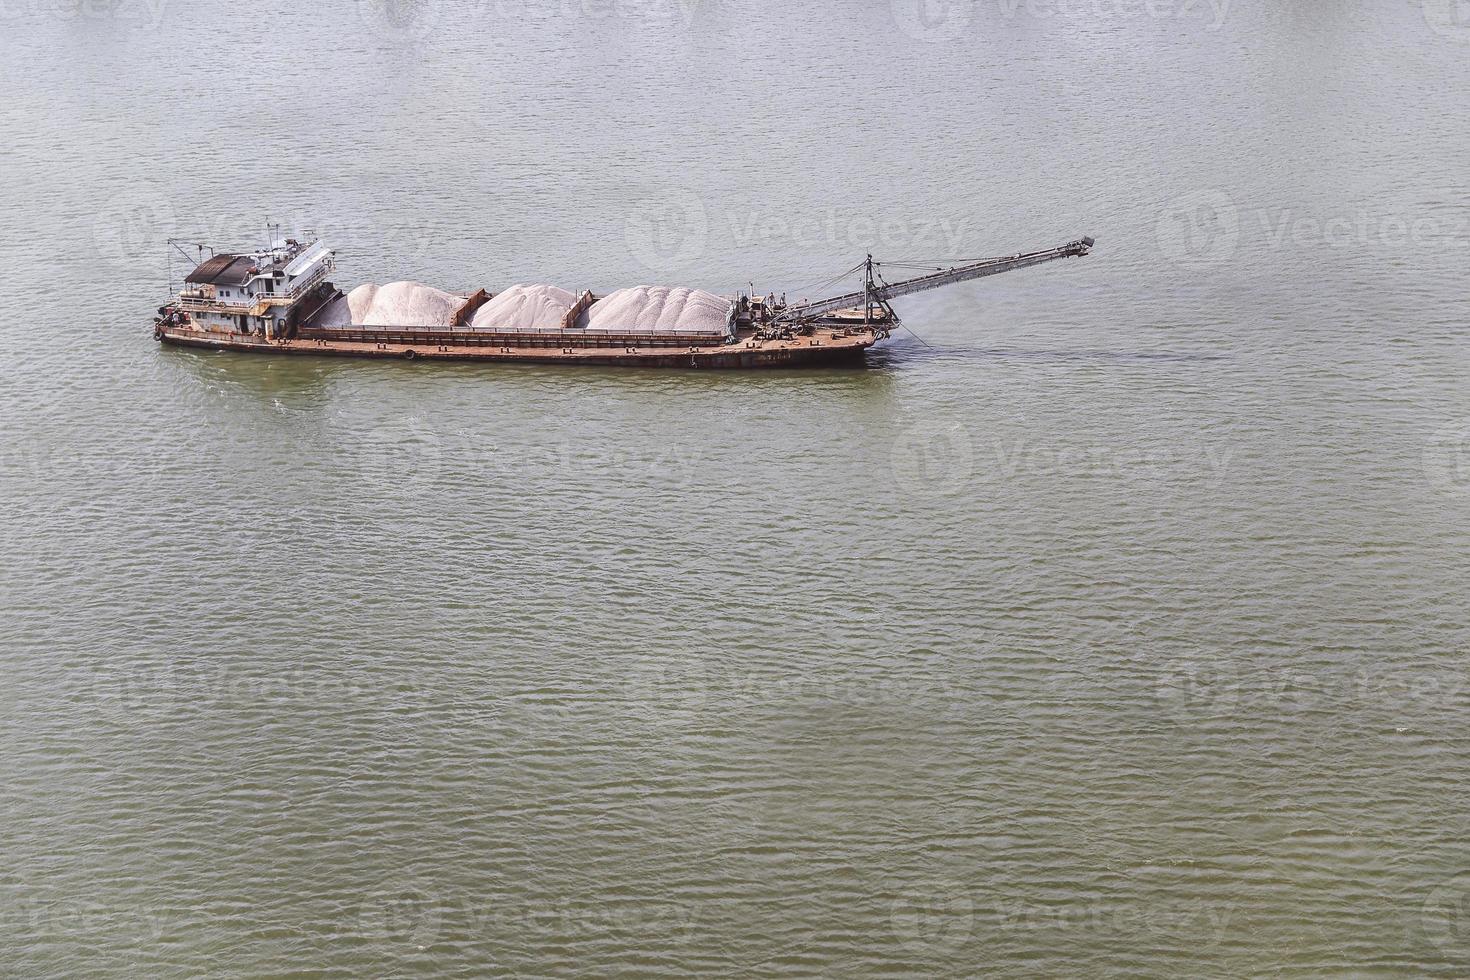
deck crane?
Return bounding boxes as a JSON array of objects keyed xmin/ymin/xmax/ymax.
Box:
[{"xmin": 767, "ymin": 236, "xmax": 1095, "ymax": 335}]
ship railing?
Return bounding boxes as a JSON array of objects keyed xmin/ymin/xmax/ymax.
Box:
[
  {"xmin": 175, "ymin": 297, "xmax": 254, "ymax": 312},
  {"xmin": 277, "ymin": 264, "xmax": 332, "ymax": 299},
  {"xmin": 174, "ymin": 267, "xmax": 332, "ymax": 315},
  {"xmin": 247, "ymin": 266, "xmax": 332, "ymax": 305}
]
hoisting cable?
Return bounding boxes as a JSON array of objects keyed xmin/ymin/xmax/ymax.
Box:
[{"xmin": 872, "ymin": 267, "xmax": 931, "ymax": 348}]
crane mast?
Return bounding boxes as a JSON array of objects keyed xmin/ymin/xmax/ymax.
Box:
[{"xmin": 774, "ymin": 236, "xmax": 1095, "ymax": 326}]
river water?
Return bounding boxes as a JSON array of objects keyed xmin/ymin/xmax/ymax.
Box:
[{"xmin": 3, "ymin": 0, "xmax": 1470, "ymax": 975}]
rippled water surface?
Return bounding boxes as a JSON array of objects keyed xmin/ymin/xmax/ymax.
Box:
[{"xmin": 3, "ymin": 1, "xmax": 1470, "ymax": 975}]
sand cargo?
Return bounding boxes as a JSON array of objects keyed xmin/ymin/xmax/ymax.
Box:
[{"xmin": 153, "ymin": 235, "xmax": 1094, "ymax": 368}]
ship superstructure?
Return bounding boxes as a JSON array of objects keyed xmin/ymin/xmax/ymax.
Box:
[{"xmin": 164, "ymin": 238, "xmax": 337, "ymax": 340}]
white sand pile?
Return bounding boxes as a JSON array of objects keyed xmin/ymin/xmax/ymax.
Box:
[
  {"xmin": 358, "ymin": 281, "xmax": 462, "ymax": 327},
  {"xmin": 582, "ymin": 286, "xmax": 731, "ymax": 335},
  {"xmin": 470, "ymin": 284, "xmax": 578, "ymax": 332},
  {"xmin": 312, "ymin": 281, "xmax": 732, "ymax": 337},
  {"xmin": 346, "ymin": 283, "xmax": 379, "ymax": 324},
  {"xmin": 311, "ymin": 281, "xmax": 461, "ymax": 328}
]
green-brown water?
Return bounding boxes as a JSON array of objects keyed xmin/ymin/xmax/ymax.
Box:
[{"xmin": 3, "ymin": 1, "xmax": 1470, "ymax": 974}]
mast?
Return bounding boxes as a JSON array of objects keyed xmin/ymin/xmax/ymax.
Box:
[{"xmin": 864, "ymin": 254, "xmax": 873, "ymax": 329}]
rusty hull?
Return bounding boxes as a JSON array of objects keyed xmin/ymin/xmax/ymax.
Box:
[{"xmin": 155, "ymin": 325, "xmax": 879, "ymax": 369}]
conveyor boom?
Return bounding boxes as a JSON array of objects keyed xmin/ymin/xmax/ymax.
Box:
[{"xmin": 778, "ymin": 236, "xmax": 1095, "ymax": 322}]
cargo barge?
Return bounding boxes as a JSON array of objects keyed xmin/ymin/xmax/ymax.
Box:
[{"xmin": 152, "ymin": 235, "xmax": 1094, "ymax": 369}]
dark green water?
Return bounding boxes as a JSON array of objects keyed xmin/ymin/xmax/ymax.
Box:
[{"xmin": 3, "ymin": 0, "xmax": 1470, "ymax": 974}]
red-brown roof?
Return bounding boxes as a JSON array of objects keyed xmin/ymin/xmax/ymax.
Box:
[{"xmin": 185, "ymin": 254, "xmax": 256, "ymax": 286}]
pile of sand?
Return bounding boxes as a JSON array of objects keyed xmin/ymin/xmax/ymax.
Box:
[
  {"xmin": 582, "ymin": 286, "xmax": 731, "ymax": 335},
  {"xmin": 356, "ymin": 282, "xmax": 462, "ymax": 327},
  {"xmin": 314, "ymin": 281, "xmax": 462, "ymax": 328},
  {"xmin": 469, "ymin": 284, "xmax": 578, "ymax": 332},
  {"xmin": 345, "ymin": 283, "xmax": 378, "ymax": 324},
  {"xmin": 312, "ymin": 281, "xmax": 732, "ymax": 337}
]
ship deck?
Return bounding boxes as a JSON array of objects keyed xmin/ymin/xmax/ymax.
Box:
[{"xmin": 155, "ymin": 324, "xmax": 880, "ymax": 369}]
